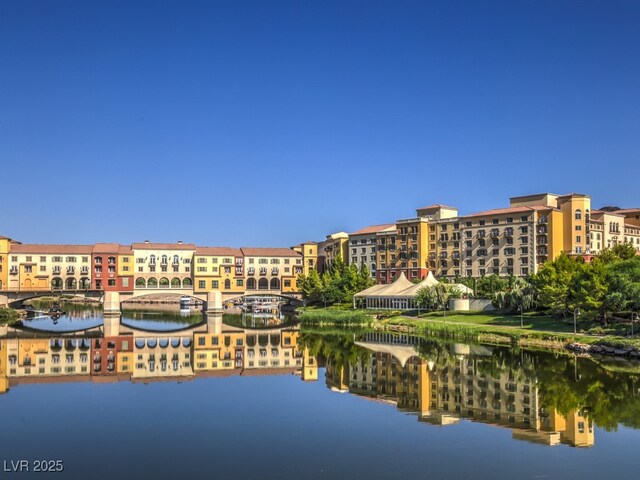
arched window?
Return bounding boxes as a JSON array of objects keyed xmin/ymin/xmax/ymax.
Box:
[
  {"xmin": 161, "ymin": 255, "xmax": 168, "ymax": 265},
  {"xmin": 258, "ymin": 278, "xmax": 269, "ymax": 290},
  {"xmin": 159, "ymin": 277, "xmax": 170, "ymax": 287},
  {"xmin": 66, "ymin": 278, "xmax": 77, "ymax": 290},
  {"xmin": 149, "ymin": 255, "xmax": 156, "ymax": 265},
  {"xmin": 270, "ymin": 278, "xmax": 280, "ymax": 290},
  {"xmin": 135, "ymin": 277, "xmax": 146, "ymax": 287},
  {"xmin": 173, "ymin": 255, "xmax": 179, "ymax": 265},
  {"xmin": 247, "ymin": 278, "xmax": 256, "ymax": 289},
  {"xmin": 182, "ymin": 278, "xmax": 192, "ymax": 287},
  {"xmin": 224, "ymin": 279, "xmax": 231, "ymax": 290},
  {"xmin": 51, "ymin": 277, "xmax": 63, "ymax": 290},
  {"xmin": 575, "ymin": 209, "xmax": 582, "ymax": 220},
  {"xmin": 147, "ymin": 278, "xmax": 158, "ymax": 288},
  {"xmin": 171, "ymin": 277, "xmax": 181, "ymax": 287},
  {"xmin": 80, "ymin": 278, "xmax": 91, "ymax": 289}
]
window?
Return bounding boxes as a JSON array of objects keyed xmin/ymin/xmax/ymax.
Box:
[
  {"xmin": 199, "ymin": 280, "xmax": 205, "ymax": 289},
  {"xmin": 575, "ymin": 209, "xmax": 582, "ymax": 220},
  {"xmin": 212, "ymin": 280, "xmax": 219, "ymax": 289},
  {"xmin": 576, "ymin": 236, "xmax": 582, "ymax": 243}
]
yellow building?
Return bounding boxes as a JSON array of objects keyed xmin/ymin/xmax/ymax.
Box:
[
  {"xmin": 292, "ymin": 241, "xmax": 319, "ymax": 276},
  {"xmin": 319, "ymin": 232, "xmax": 349, "ymax": 272},
  {"xmin": 5, "ymin": 338, "xmax": 92, "ymax": 378},
  {"xmin": 0, "ymin": 339, "xmax": 8, "ymax": 394},
  {"xmin": 0, "ymin": 236, "xmax": 17, "ymax": 291},
  {"xmin": 117, "ymin": 245, "xmax": 134, "ymax": 281},
  {"xmin": 116, "ymin": 350, "xmax": 134, "ymax": 374},
  {"xmin": 193, "ymin": 330, "xmax": 245, "ymax": 371},
  {"xmin": 7, "ymin": 244, "xmax": 93, "ymax": 291},
  {"xmin": 193, "ymin": 247, "xmax": 244, "ymax": 297},
  {"xmin": 131, "ymin": 241, "xmax": 196, "ymax": 291},
  {"xmin": 375, "ymin": 226, "xmax": 398, "ymax": 283},
  {"xmin": 131, "ymin": 336, "xmax": 194, "ymax": 379},
  {"xmin": 241, "ymin": 248, "xmax": 303, "ymax": 294},
  {"xmin": 244, "ymin": 329, "xmax": 301, "ymax": 370},
  {"xmin": 393, "ymin": 216, "xmax": 430, "ymax": 282},
  {"xmin": 541, "ymin": 407, "xmax": 594, "ymax": 447},
  {"xmin": 301, "ymin": 348, "xmax": 318, "ymax": 382}
]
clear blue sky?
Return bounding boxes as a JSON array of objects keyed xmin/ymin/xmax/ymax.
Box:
[{"xmin": 1, "ymin": 0, "xmax": 639, "ymax": 247}]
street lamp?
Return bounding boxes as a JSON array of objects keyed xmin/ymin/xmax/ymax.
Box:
[
  {"xmin": 574, "ymin": 308, "xmax": 580, "ymax": 335},
  {"xmin": 519, "ymin": 303, "xmax": 524, "ymax": 328}
]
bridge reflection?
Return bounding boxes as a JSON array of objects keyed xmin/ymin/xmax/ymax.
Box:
[{"xmin": 0, "ymin": 315, "xmax": 318, "ymax": 391}]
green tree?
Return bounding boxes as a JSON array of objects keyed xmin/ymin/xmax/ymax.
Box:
[
  {"xmin": 533, "ymin": 253, "xmax": 584, "ymax": 316},
  {"xmin": 493, "ymin": 277, "xmax": 536, "ymax": 312},
  {"xmin": 571, "ymin": 259, "xmax": 609, "ymax": 323}
]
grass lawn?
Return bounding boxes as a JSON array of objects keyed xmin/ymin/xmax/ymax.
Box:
[{"xmin": 384, "ymin": 311, "xmax": 583, "ymax": 335}]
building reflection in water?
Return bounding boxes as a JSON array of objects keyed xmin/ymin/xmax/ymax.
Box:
[
  {"xmin": 0, "ymin": 322, "xmax": 600, "ymax": 448},
  {"xmin": 325, "ymin": 332, "xmax": 594, "ymax": 448},
  {"xmin": 0, "ymin": 313, "xmax": 318, "ymax": 393}
]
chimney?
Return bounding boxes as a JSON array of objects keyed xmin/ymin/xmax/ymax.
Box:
[
  {"xmin": 178, "ymin": 240, "xmax": 183, "ymax": 244},
  {"xmin": 144, "ymin": 240, "xmax": 149, "ymax": 244}
]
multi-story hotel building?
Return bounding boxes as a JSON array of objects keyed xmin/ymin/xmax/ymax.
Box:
[
  {"xmin": 347, "ymin": 224, "xmax": 394, "ymax": 278},
  {"xmin": 318, "ymin": 232, "xmax": 349, "ymax": 273},
  {"xmin": 370, "ymin": 193, "xmax": 639, "ymax": 283}
]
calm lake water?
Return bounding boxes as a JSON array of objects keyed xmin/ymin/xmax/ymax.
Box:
[{"xmin": 2, "ymin": 304, "xmax": 640, "ymax": 479}]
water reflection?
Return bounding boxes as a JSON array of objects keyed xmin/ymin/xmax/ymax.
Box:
[
  {"xmin": 0, "ymin": 315, "xmax": 317, "ymax": 392},
  {"xmin": 301, "ymin": 332, "xmax": 640, "ymax": 448},
  {"xmin": 4, "ymin": 307, "xmax": 640, "ymax": 452}
]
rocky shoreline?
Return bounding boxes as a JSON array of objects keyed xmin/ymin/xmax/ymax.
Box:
[{"xmin": 568, "ymin": 342, "xmax": 640, "ymax": 358}]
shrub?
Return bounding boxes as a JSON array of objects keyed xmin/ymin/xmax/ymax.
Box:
[
  {"xmin": 299, "ymin": 309, "xmax": 373, "ymax": 327},
  {"xmin": 0, "ymin": 308, "xmax": 20, "ymax": 325}
]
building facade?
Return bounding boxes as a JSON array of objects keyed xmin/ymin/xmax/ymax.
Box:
[{"xmin": 347, "ymin": 224, "xmax": 394, "ymax": 278}]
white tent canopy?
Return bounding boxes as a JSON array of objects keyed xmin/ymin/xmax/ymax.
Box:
[{"xmin": 353, "ymin": 271, "xmax": 472, "ymax": 310}]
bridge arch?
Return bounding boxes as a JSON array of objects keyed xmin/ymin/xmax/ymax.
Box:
[{"xmin": 258, "ymin": 278, "xmax": 268, "ymax": 290}]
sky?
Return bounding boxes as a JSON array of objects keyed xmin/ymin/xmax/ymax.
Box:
[{"xmin": 1, "ymin": 0, "xmax": 639, "ymax": 247}]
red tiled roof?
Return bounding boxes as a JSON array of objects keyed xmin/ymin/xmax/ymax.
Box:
[
  {"xmin": 195, "ymin": 246, "xmax": 242, "ymax": 256},
  {"xmin": 615, "ymin": 208, "xmax": 640, "ymax": 214},
  {"xmin": 240, "ymin": 247, "xmax": 301, "ymax": 257},
  {"xmin": 131, "ymin": 242, "xmax": 196, "ymax": 250},
  {"xmin": 349, "ymin": 224, "xmax": 396, "ymax": 235},
  {"xmin": 92, "ymin": 243, "xmax": 121, "ymax": 253},
  {"xmin": 465, "ymin": 205, "xmax": 552, "ymax": 218},
  {"xmin": 10, "ymin": 244, "xmax": 94, "ymax": 254},
  {"xmin": 416, "ymin": 204, "xmax": 457, "ymax": 211},
  {"xmin": 118, "ymin": 245, "xmax": 133, "ymax": 254}
]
